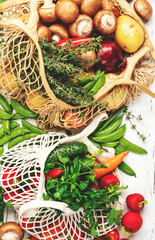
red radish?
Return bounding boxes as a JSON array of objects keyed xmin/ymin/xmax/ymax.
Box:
[
  {"xmin": 21, "ymin": 217, "xmax": 35, "ymax": 229},
  {"xmin": 126, "ymin": 193, "xmax": 147, "ymax": 212},
  {"xmin": 30, "ymin": 237, "xmax": 39, "ymax": 240},
  {"xmin": 30, "ymin": 173, "xmax": 40, "ymax": 188},
  {"xmin": 99, "ymin": 174, "xmax": 120, "ymax": 189},
  {"xmin": 45, "ymin": 169, "xmax": 63, "ymax": 180},
  {"xmin": 21, "ymin": 187, "xmax": 33, "ymax": 199},
  {"xmin": 121, "ymin": 211, "xmax": 143, "ymax": 233},
  {"xmin": 91, "ymin": 184, "xmax": 100, "ymax": 189},
  {"xmin": 2, "ymin": 168, "xmax": 21, "ymax": 189},
  {"xmin": 97, "ymin": 40, "xmax": 123, "ymax": 72},
  {"xmin": 4, "ymin": 189, "xmax": 21, "ymax": 202},
  {"xmin": 71, "ymin": 227, "xmax": 85, "ymax": 240},
  {"xmin": 103, "ymin": 229, "xmax": 119, "ymax": 240}
]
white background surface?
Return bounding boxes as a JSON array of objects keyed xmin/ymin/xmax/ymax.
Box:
[{"xmin": 2, "ymin": 1, "xmax": 155, "ymax": 240}]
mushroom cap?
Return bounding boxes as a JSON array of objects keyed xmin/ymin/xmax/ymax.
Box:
[
  {"xmin": 80, "ymin": 0, "xmax": 102, "ymax": 17},
  {"xmin": 55, "ymin": 0, "xmax": 79, "ymax": 23},
  {"xmin": 37, "ymin": 25, "xmax": 52, "ymax": 42},
  {"xmin": 0, "ymin": 222, "xmax": 24, "ymax": 240},
  {"xmin": 71, "ymin": 0, "xmax": 82, "ymax": 5},
  {"xmin": 93, "ymin": 10, "xmax": 117, "ymax": 35},
  {"xmin": 77, "ymin": 50, "xmax": 97, "ymax": 69},
  {"xmin": 49, "ymin": 23, "xmax": 69, "ymax": 39},
  {"xmin": 134, "ymin": 0, "xmax": 153, "ymax": 20},
  {"xmin": 101, "ymin": 0, "xmax": 120, "ymax": 17},
  {"xmin": 69, "ymin": 14, "xmax": 93, "ymax": 38},
  {"xmin": 38, "ymin": 7, "xmax": 58, "ymax": 23}
]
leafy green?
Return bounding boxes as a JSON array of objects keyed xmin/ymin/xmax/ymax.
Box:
[
  {"xmin": 0, "ymin": 186, "xmax": 12, "ymax": 223},
  {"xmin": 0, "ymin": 0, "xmax": 7, "ymax": 4},
  {"xmin": 44, "ymin": 144, "xmax": 126, "ymax": 238}
]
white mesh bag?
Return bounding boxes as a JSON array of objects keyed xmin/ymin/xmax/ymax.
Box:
[{"xmin": 0, "ymin": 114, "xmax": 124, "ymax": 240}]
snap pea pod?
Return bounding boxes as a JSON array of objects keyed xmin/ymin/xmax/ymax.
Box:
[
  {"xmin": 0, "ymin": 119, "xmax": 2, "ymax": 124},
  {"xmin": 0, "ymin": 127, "xmax": 30, "ymax": 146},
  {"xmin": 119, "ymin": 137, "xmax": 147, "ymax": 154},
  {"xmin": 93, "ymin": 115, "xmax": 123, "ymax": 137},
  {"xmin": 100, "ymin": 141, "xmax": 119, "ymax": 148},
  {"xmin": 118, "ymin": 161, "xmax": 136, "ymax": 177},
  {"xmin": 88, "ymin": 137, "xmax": 101, "ymax": 149},
  {"xmin": 8, "ymin": 133, "xmax": 38, "ymax": 149},
  {"xmin": 0, "ymin": 108, "xmax": 12, "ymax": 120},
  {"xmin": 0, "ymin": 121, "xmax": 20, "ymax": 138},
  {"xmin": 11, "ymin": 99, "xmax": 37, "ymax": 118},
  {"xmin": 11, "ymin": 113, "xmax": 28, "ymax": 120},
  {"xmin": 95, "ymin": 69, "xmax": 102, "ymax": 77},
  {"xmin": 92, "ymin": 124, "xmax": 126, "ymax": 143},
  {"xmin": 115, "ymin": 145, "xmax": 126, "ymax": 155},
  {"xmin": 2, "ymin": 120, "xmax": 10, "ymax": 134},
  {"xmin": 22, "ymin": 119, "xmax": 47, "ymax": 134},
  {"xmin": 0, "ymin": 93, "xmax": 12, "ymax": 113},
  {"xmin": 83, "ymin": 79, "xmax": 97, "ymax": 91},
  {"xmin": 0, "ymin": 146, "xmax": 4, "ymax": 156},
  {"xmin": 90, "ymin": 71, "xmax": 105, "ymax": 95},
  {"xmin": 99, "ymin": 107, "xmax": 127, "ymax": 132},
  {"xmin": 78, "ymin": 77, "xmax": 93, "ymax": 86}
]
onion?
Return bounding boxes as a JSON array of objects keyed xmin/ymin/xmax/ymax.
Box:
[{"xmin": 97, "ymin": 40, "xmax": 124, "ymax": 72}]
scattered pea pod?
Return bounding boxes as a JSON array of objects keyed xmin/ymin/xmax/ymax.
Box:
[
  {"xmin": 2, "ymin": 120, "xmax": 10, "ymax": 134},
  {"xmin": 0, "ymin": 127, "xmax": 30, "ymax": 146},
  {"xmin": 0, "ymin": 146, "xmax": 4, "ymax": 156},
  {"xmin": 115, "ymin": 145, "xmax": 126, "ymax": 155},
  {"xmin": 22, "ymin": 119, "xmax": 47, "ymax": 134},
  {"xmin": 11, "ymin": 99, "xmax": 37, "ymax": 118},
  {"xmin": 0, "ymin": 93, "xmax": 12, "ymax": 113},
  {"xmin": 100, "ymin": 141, "xmax": 119, "ymax": 148},
  {"xmin": 0, "ymin": 108, "xmax": 12, "ymax": 120},
  {"xmin": 119, "ymin": 137, "xmax": 147, "ymax": 154},
  {"xmin": 8, "ymin": 133, "xmax": 38, "ymax": 149},
  {"xmin": 93, "ymin": 115, "xmax": 123, "ymax": 137},
  {"xmin": 92, "ymin": 124, "xmax": 126, "ymax": 143},
  {"xmin": 0, "ymin": 121, "xmax": 20, "ymax": 139},
  {"xmin": 11, "ymin": 113, "xmax": 28, "ymax": 120}
]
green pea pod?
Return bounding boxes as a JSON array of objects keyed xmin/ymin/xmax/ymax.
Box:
[
  {"xmin": 8, "ymin": 133, "xmax": 38, "ymax": 149},
  {"xmin": 2, "ymin": 120, "xmax": 10, "ymax": 134},
  {"xmin": 22, "ymin": 119, "xmax": 47, "ymax": 134},
  {"xmin": 0, "ymin": 127, "xmax": 30, "ymax": 146},
  {"xmin": 115, "ymin": 145, "xmax": 126, "ymax": 154},
  {"xmin": 0, "ymin": 119, "xmax": 2, "ymax": 124},
  {"xmin": 78, "ymin": 77, "xmax": 93, "ymax": 86},
  {"xmin": 95, "ymin": 69, "xmax": 102, "ymax": 77},
  {"xmin": 90, "ymin": 71, "xmax": 105, "ymax": 95},
  {"xmin": 83, "ymin": 79, "xmax": 97, "ymax": 91},
  {"xmin": 11, "ymin": 113, "xmax": 28, "ymax": 120},
  {"xmin": 88, "ymin": 137, "xmax": 101, "ymax": 149},
  {"xmin": 92, "ymin": 124, "xmax": 126, "ymax": 143},
  {"xmin": 0, "ymin": 121, "xmax": 20, "ymax": 138},
  {"xmin": 99, "ymin": 107, "xmax": 127, "ymax": 132},
  {"xmin": 11, "ymin": 99, "xmax": 37, "ymax": 118},
  {"xmin": 93, "ymin": 115, "xmax": 123, "ymax": 137},
  {"xmin": 119, "ymin": 137, "xmax": 147, "ymax": 154},
  {"xmin": 118, "ymin": 161, "xmax": 136, "ymax": 177},
  {"xmin": 0, "ymin": 146, "xmax": 4, "ymax": 156},
  {"xmin": 0, "ymin": 93, "xmax": 12, "ymax": 113},
  {"xmin": 100, "ymin": 141, "xmax": 119, "ymax": 148},
  {"xmin": 0, "ymin": 108, "xmax": 12, "ymax": 120}
]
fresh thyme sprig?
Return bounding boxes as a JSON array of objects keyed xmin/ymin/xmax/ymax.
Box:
[{"xmin": 125, "ymin": 111, "xmax": 147, "ymax": 141}]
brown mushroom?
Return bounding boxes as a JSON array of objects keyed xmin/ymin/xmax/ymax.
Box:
[
  {"xmin": 49, "ymin": 23, "xmax": 69, "ymax": 41},
  {"xmin": 134, "ymin": 0, "xmax": 153, "ymax": 20},
  {"xmin": 101, "ymin": 0, "xmax": 120, "ymax": 17},
  {"xmin": 69, "ymin": 14, "xmax": 93, "ymax": 38},
  {"xmin": 71, "ymin": 0, "xmax": 82, "ymax": 5},
  {"xmin": 0, "ymin": 222, "xmax": 24, "ymax": 240},
  {"xmin": 38, "ymin": 0, "xmax": 58, "ymax": 23},
  {"xmin": 37, "ymin": 25, "xmax": 52, "ymax": 42},
  {"xmin": 55, "ymin": 0, "xmax": 79, "ymax": 23},
  {"xmin": 80, "ymin": 0, "xmax": 102, "ymax": 17},
  {"xmin": 77, "ymin": 50, "xmax": 97, "ymax": 69},
  {"xmin": 94, "ymin": 10, "xmax": 117, "ymax": 35}
]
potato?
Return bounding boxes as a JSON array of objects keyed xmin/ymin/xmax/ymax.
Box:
[
  {"xmin": 69, "ymin": 69, "xmax": 95, "ymax": 83},
  {"xmin": 26, "ymin": 91, "xmax": 48, "ymax": 110},
  {"xmin": 0, "ymin": 73, "xmax": 20, "ymax": 93},
  {"xmin": 114, "ymin": 15, "xmax": 144, "ymax": 53}
]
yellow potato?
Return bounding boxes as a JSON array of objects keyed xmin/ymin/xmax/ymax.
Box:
[
  {"xmin": 0, "ymin": 73, "xmax": 20, "ymax": 93},
  {"xmin": 69, "ymin": 69, "xmax": 95, "ymax": 83},
  {"xmin": 26, "ymin": 91, "xmax": 48, "ymax": 110},
  {"xmin": 115, "ymin": 15, "xmax": 144, "ymax": 53}
]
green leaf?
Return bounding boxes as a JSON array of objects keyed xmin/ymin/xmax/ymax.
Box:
[
  {"xmin": 79, "ymin": 181, "xmax": 89, "ymax": 191},
  {"xmin": 58, "ymin": 154, "xmax": 70, "ymax": 164},
  {"xmin": 107, "ymin": 208, "xmax": 122, "ymax": 226}
]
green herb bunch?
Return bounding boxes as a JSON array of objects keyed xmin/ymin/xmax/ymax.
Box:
[
  {"xmin": 0, "ymin": 186, "xmax": 12, "ymax": 223},
  {"xmin": 44, "ymin": 145, "xmax": 126, "ymax": 238}
]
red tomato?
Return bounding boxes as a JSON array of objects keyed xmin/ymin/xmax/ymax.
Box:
[
  {"xmin": 45, "ymin": 169, "xmax": 63, "ymax": 180},
  {"xmin": 30, "ymin": 173, "xmax": 40, "ymax": 188},
  {"xmin": 70, "ymin": 227, "xmax": 85, "ymax": 240},
  {"xmin": 99, "ymin": 174, "xmax": 120, "ymax": 189},
  {"xmin": 91, "ymin": 184, "xmax": 100, "ymax": 189},
  {"xmin": 4, "ymin": 189, "xmax": 21, "ymax": 202},
  {"xmin": 21, "ymin": 217, "xmax": 35, "ymax": 229},
  {"xmin": 103, "ymin": 229, "xmax": 120, "ymax": 240},
  {"xmin": 126, "ymin": 193, "xmax": 146, "ymax": 212},
  {"xmin": 62, "ymin": 110, "xmax": 89, "ymax": 129},
  {"xmin": 2, "ymin": 168, "xmax": 21, "ymax": 189},
  {"xmin": 121, "ymin": 211, "xmax": 143, "ymax": 233}
]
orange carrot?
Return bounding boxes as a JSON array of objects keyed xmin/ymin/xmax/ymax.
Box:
[{"xmin": 94, "ymin": 151, "xmax": 128, "ymax": 179}]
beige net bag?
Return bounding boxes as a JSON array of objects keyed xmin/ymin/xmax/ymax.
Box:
[
  {"xmin": 0, "ymin": 0, "xmax": 155, "ymax": 130},
  {"xmin": 0, "ymin": 114, "xmax": 125, "ymax": 239}
]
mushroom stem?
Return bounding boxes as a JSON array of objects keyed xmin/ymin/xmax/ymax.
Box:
[
  {"xmin": 52, "ymin": 34, "xmax": 61, "ymax": 42},
  {"xmin": 101, "ymin": 14, "xmax": 115, "ymax": 29}
]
